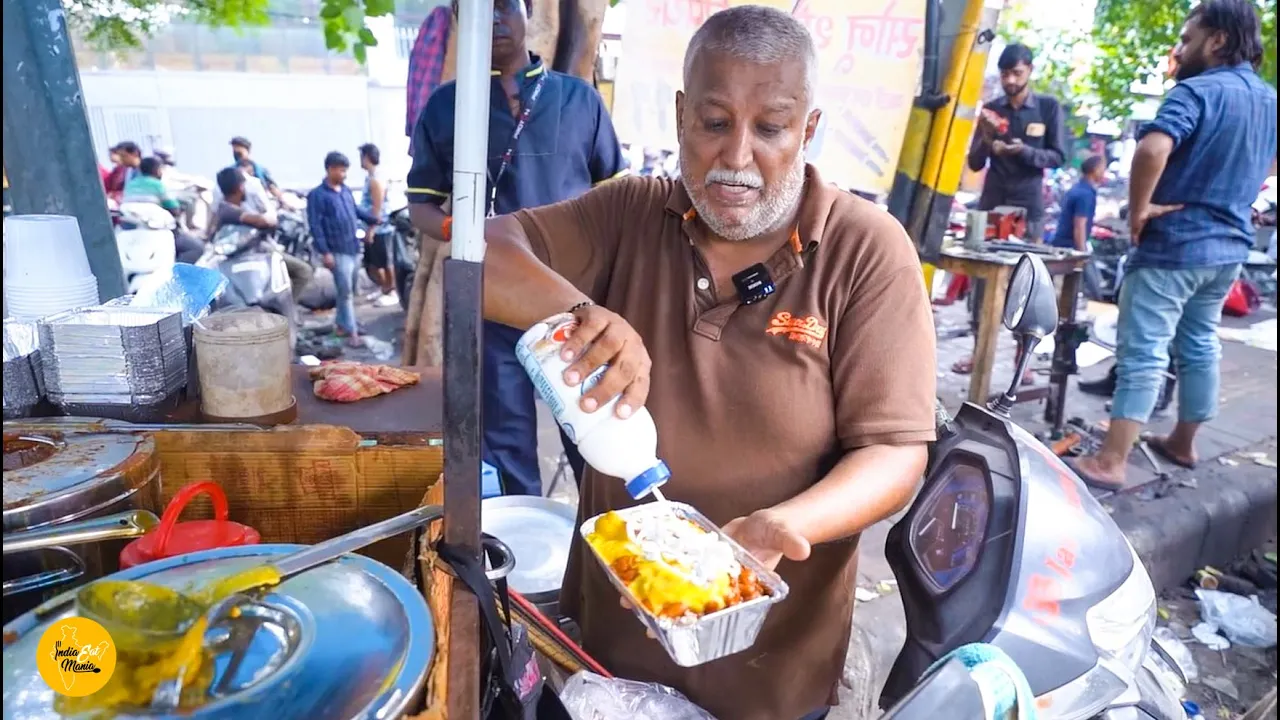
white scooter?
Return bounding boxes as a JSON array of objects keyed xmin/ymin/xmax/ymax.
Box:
[
  {"xmin": 882, "ymin": 254, "xmax": 1188, "ymax": 720},
  {"xmin": 113, "ymin": 202, "xmax": 177, "ymax": 294}
]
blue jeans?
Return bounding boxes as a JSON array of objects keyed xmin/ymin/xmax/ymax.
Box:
[
  {"xmin": 1112, "ymin": 264, "xmax": 1240, "ymax": 424},
  {"xmin": 332, "ymin": 252, "xmax": 360, "ymax": 335},
  {"xmin": 482, "ymin": 322, "xmax": 543, "ymax": 497}
]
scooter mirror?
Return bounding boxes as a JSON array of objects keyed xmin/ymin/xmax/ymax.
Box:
[
  {"xmin": 991, "ymin": 254, "xmax": 1058, "ymax": 415},
  {"xmin": 1002, "ymin": 253, "xmax": 1058, "ymax": 337}
]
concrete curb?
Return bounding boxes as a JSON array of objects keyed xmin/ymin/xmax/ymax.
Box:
[{"xmin": 1107, "ymin": 446, "xmax": 1279, "ymax": 594}]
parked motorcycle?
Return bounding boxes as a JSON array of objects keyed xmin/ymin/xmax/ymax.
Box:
[
  {"xmin": 196, "ymin": 225, "xmax": 298, "ymax": 346},
  {"xmin": 114, "ymin": 202, "xmax": 178, "ymax": 294},
  {"xmin": 881, "ymin": 254, "xmax": 1187, "ymax": 720},
  {"xmin": 172, "ymin": 180, "xmax": 213, "ymax": 235},
  {"xmin": 276, "ymin": 208, "xmax": 316, "ymax": 266},
  {"xmin": 389, "ymin": 205, "xmax": 420, "ymax": 311}
]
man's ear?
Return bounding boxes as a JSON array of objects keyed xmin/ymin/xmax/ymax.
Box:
[
  {"xmin": 1208, "ymin": 30, "xmax": 1228, "ymax": 57},
  {"xmin": 803, "ymin": 108, "xmax": 822, "ymax": 148},
  {"xmin": 675, "ymin": 90, "xmax": 686, "ymax": 143}
]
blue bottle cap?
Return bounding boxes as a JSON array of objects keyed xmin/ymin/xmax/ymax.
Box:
[{"xmin": 625, "ymin": 461, "xmax": 671, "ymax": 500}]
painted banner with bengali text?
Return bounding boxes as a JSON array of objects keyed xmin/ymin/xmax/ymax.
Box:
[{"xmin": 610, "ymin": 0, "xmax": 926, "ymax": 195}]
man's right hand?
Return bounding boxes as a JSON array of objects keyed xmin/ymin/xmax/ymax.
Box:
[
  {"xmin": 976, "ymin": 112, "xmax": 999, "ymax": 143},
  {"xmin": 322, "ymin": 253, "xmax": 335, "ymax": 270},
  {"xmin": 558, "ymin": 304, "xmax": 651, "ymax": 418},
  {"xmin": 1130, "ymin": 203, "xmax": 1184, "ymax": 243}
]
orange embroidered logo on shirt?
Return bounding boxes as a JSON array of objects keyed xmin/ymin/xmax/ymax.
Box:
[{"xmin": 766, "ymin": 312, "xmax": 828, "ymax": 349}]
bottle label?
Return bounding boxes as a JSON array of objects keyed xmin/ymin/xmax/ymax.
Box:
[{"xmin": 515, "ymin": 314, "xmax": 615, "ymax": 444}]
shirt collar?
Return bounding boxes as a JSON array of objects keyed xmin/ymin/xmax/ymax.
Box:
[
  {"xmin": 663, "ymin": 164, "xmax": 837, "ymax": 251},
  {"xmin": 1204, "ymin": 62, "xmax": 1255, "ymax": 76},
  {"xmin": 491, "ymin": 54, "xmax": 546, "ymax": 80}
]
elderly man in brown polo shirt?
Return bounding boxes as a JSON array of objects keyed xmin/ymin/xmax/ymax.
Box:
[{"xmin": 422, "ymin": 6, "xmax": 937, "ymax": 719}]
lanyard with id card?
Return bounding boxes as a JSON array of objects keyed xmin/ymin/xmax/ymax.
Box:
[{"xmin": 487, "ymin": 72, "xmax": 549, "ymax": 218}]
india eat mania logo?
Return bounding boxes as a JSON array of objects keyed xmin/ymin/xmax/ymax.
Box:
[{"xmin": 35, "ymin": 617, "xmax": 117, "ymax": 697}]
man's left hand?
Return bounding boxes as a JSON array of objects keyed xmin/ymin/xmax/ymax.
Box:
[
  {"xmin": 722, "ymin": 509, "xmax": 811, "ymax": 572},
  {"xmin": 992, "ymin": 139, "xmax": 1024, "ymax": 157}
]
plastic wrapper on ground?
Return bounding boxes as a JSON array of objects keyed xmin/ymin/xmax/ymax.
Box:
[
  {"xmin": 1152, "ymin": 626, "xmax": 1198, "ymax": 683},
  {"xmin": 559, "ymin": 672, "xmax": 715, "ymax": 720},
  {"xmin": 1195, "ymin": 588, "xmax": 1277, "ymax": 649}
]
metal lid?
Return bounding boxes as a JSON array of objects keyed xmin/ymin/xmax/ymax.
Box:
[
  {"xmin": 481, "ymin": 495, "xmax": 576, "ymax": 598},
  {"xmin": 2, "ymin": 544, "xmax": 434, "ymax": 719},
  {"xmin": 3, "ymin": 430, "xmax": 159, "ymax": 533}
]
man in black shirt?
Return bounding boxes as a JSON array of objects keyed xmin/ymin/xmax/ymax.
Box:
[
  {"xmin": 954, "ymin": 42, "xmax": 1067, "ymax": 377},
  {"xmin": 969, "ymin": 43, "xmax": 1067, "ymax": 237}
]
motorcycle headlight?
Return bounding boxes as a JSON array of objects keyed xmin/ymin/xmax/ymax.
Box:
[
  {"xmin": 1085, "ymin": 542, "xmax": 1156, "ymax": 675},
  {"xmin": 1036, "ymin": 542, "xmax": 1156, "ymax": 720}
]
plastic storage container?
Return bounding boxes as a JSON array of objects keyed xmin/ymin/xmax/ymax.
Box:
[
  {"xmin": 194, "ymin": 309, "xmax": 295, "ymax": 423},
  {"xmin": 516, "ymin": 313, "xmax": 670, "ymax": 500}
]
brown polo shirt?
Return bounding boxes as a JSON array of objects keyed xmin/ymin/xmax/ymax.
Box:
[{"xmin": 514, "ymin": 165, "xmax": 937, "ymax": 720}]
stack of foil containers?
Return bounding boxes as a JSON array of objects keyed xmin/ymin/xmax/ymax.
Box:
[
  {"xmin": 3, "ymin": 318, "xmax": 45, "ymax": 419},
  {"xmin": 37, "ymin": 306, "xmax": 188, "ymax": 417}
]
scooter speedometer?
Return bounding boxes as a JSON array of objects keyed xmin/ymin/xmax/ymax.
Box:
[{"xmin": 907, "ymin": 460, "xmax": 992, "ymax": 594}]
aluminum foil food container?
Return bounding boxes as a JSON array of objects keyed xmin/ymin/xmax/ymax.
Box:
[
  {"xmin": 37, "ymin": 306, "xmax": 187, "ymax": 399},
  {"xmin": 580, "ymin": 502, "xmax": 790, "ymax": 667},
  {"xmin": 3, "ymin": 318, "xmax": 44, "ymax": 419}
]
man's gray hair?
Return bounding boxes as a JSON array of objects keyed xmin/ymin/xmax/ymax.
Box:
[{"xmin": 682, "ymin": 5, "xmax": 818, "ymax": 107}]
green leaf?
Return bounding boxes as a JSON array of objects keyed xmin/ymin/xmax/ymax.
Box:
[
  {"xmin": 324, "ymin": 24, "xmax": 346, "ymax": 51},
  {"xmin": 358, "ymin": 27, "xmax": 378, "ymax": 46},
  {"xmin": 353, "ymin": 41, "xmax": 367, "ymax": 64},
  {"xmin": 365, "ymin": 0, "xmax": 396, "ymax": 17},
  {"xmin": 320, "ymin": 3, "xmax": 344, "ymax": 19},
  {"xmin": 342, "ymin": 5, "xmax": 365, "ymax": 30}
]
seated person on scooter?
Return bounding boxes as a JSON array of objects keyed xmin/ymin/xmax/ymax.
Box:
[
  {"xmin": 213, "ymin": 167, "xmax": 314, "ymax": 299},
  {"xmin": 123, "ymin": 157, "xmax": 204, "ymax": 264}
]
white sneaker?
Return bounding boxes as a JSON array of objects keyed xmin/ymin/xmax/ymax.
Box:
[
  {"xmin": 375, "ymin": 292, "xmax": 400, "ymax": 307},
  {"xmin": 364, "ymin": 290, "xmax": 384, "ymax": 302}
]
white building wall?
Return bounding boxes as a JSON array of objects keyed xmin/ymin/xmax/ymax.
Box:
[{"xmin": 76, "ymin": 15, "xmax": 423, "ymax": 191}]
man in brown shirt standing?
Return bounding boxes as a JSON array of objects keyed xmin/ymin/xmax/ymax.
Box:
[{"xmin": 413, "ymin": 7, "xmax": 937, "ymax": 719}]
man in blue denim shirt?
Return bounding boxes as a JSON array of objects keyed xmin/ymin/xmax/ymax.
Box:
[
  {"xmin": 308, "ymin": 151, "xmax": 380, "ymax": 347},
  {"xmin": 1070, "ymin": 0, "xmax": 1276, "ymax": 489}
]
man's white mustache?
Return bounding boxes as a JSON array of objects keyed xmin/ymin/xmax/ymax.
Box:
[{"xmin": 704, "ymin": 169, "xmax": 763, "ymax": 189}]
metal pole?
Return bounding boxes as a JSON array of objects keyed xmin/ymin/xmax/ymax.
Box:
[
  {"xmin": 442, "ymin": 1, "xmax": 493, "ymax": 717},
  {"xmin": 451, "ymin": 0, "xmax": 495, "ymax": 265},
  {"xmin": 2, "ymin": 0, "xmax": 125, "ymax": 301}
]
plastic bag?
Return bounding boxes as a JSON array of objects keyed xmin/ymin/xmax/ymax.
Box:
[
  {"xmin": 559, "ymin": 672, "xmax": 715, "ymax": 720},
  {"xmin": 1152, "ymin": 626, "xmax": 1198, "ymax": 682},
  {"xmin": 1195, "ymin": 588, "xmax": 1277, "ymax": 648},
  {"xmin": 130, "ymin": 263, "xmax": 228, "ymax": 325}
]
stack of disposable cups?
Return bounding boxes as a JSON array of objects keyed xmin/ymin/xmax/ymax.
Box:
[{"xmin": 3, "ymin": 215, "xmax": 100, "ymax": 321}]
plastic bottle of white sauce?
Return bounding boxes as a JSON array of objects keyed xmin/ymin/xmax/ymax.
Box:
[{"xmin": 515, "ymin": 313, "xmax": 670, "ymax": 500}]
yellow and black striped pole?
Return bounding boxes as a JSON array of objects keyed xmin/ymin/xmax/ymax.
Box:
[{"xmin": 888, "ymin": 0, "xmax": 999, "ymax": 292}]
